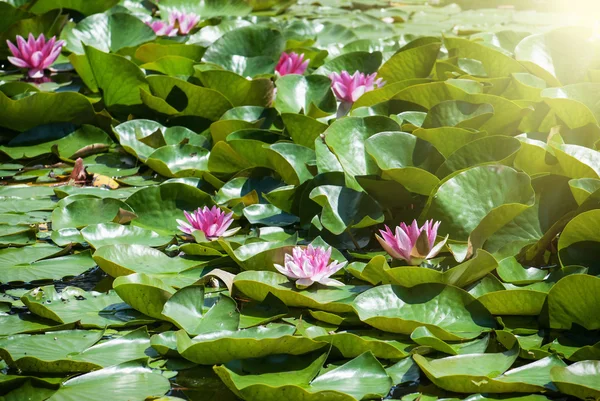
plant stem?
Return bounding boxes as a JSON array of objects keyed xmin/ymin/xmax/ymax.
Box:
[{"xmin": 346, "ymin": 227, "xmax": 360, "ymax": 250}]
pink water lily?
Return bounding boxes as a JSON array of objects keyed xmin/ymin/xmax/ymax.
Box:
[
  {"xmin": 177, "ymin": 206, "xmax": 236, "ymax": 239},
  {"xmin": 146, "ymin": 11, "xmax": 199, "ymax": 37},
  {"xmin": 376, "ymin": 219, "xmax": 448, "ymax": 265},
  {"xmin": 275, "ymin": 52, "xmax": 310, "ymax": 76},
  {"xmin": 146, "ymin": 20, "xmax": 178, "ymax": 37},
  {"xmin": 6, "ymin": 34, "xmax": 65, "ymax": 79},
  {"xmin": 329, "ymin": 70, "xmax": 385, "ymax": 103},
  {"xmin": 169, "ymin": 11, "xmax": 200, "ymax": 35},
  {"xmin": 274, "ymin": 245, "xmax": 347, "ymax": 289}
]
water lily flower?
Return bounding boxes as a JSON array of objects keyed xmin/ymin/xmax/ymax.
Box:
[
  {"xmin": 146, "ymin": 20, "xmax": 178, "ymax": 37},
  {"xmin": 6, "ymin": 34, "xmax": 65, "ymax": 79},
  {"xmin": 169, "ymin": 11, "xmax": 200, "ymax": 35},
  {"xmin": 177, "ymin": 206, "xmax": 235, "ymax": 239},
  {"xmin": 376, "ymin": 219, "xmax": 448, "ymax": 265},
  {"xmin": 274, "ymin": 245, "xmax": 347, "ymax": 289},
  {"xmin": 275, "ymin": 52, "xmax": 310, "ymax": 76},
  {"xmin": 329, "ymin": 70, "xmax": 385, "ymax": 103}
]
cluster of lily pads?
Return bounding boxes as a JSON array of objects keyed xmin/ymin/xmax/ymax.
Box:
[{"xmin": 1, "ymin": 0, "xmax": 600, "ymax": 400}]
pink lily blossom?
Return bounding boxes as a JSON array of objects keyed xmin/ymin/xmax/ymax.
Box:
[
  {"xmin": 275, "ymin": 52, "xmax": 310, "ymax": 76},
  {"xmin": 146, "ymin": 20, "xmax": 178, "ymax": 37},
  {"xmin": 274, "ymin": 245, "xmax": 347, "ymax": 289},
  {"xmin": 376, "ymin": 219, "xmax": 448, "ymax": 265},
  {"xmin": 169, "ymin": 11, "xmax": 200, "ymax": 35},
  {"xmin": 177, "ymin": 206, "xmax": 236, "ymax": 239},
  {"xmin": 329, "ymin": 70, "xmax": 386, "ymax": 103},
  {"xmin": 6, "ymin": 34, "xmax": 65, "ymax": 79}
]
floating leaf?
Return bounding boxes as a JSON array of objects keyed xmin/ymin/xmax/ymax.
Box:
[
  {"xmin": 45, "ymin": 362, "xmax": 170, "ymax": 401},
  {"xmin": 126, "ymin": 182, "xmax": 214, "ymax": 234},
  {"xmin": 177, "ymin": 323, "xmax": 327, "ymax": 365},
  {"xmin": 352, "ymin": 284, "xmax": 495, "ymax": 340},
  {"xmin": 234, "ymin": 271, "xmax": 370, "ymax": 313},
  {"xmin": 203, "ymin": 26, "xmax": 285, "ymax": 77},
  {"xmin": 63, "ymin": 12, "xmax": 156, "ymax": 54},
  {"xmin": 81, "ymin": 223, "xmax": 173, "ymax": 249},
  {"xmin": 22, "ymin": 286, "xmax": 154, "ymax": 328}
]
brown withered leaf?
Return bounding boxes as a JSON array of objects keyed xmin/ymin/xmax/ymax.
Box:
[{"xmin": 70, "ymin": 143, "xmax": 111, "ymax": 160}]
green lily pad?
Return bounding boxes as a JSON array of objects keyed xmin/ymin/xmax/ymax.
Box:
[
  {"xmin": 0, "ymin": 327, "xmax": 152, "ymax": 373},
  {"xmin": 515, "ymin": 27, "xmax": 599, "ymax": 86},
  {"xmin": 547, "ymin": 274, "xmax": 600, "ymax": 330},
  {"xmin": 365, "ymin": 131, "xmax": 441, "ymax": 195},
  {"xmin": 143, "ymin": 75, "xmax": 233, "ymax": 121},
  {"xmin": 0, "ymin": 242, "xmax": 63, "ymax": 265},
  {"xmin": 125, "ymin": 182, "xmax": 214, "ymax": 234},
  {"xmin": 445, "ymin": 36, "xmax": 527, "ymax": 78},
  {"xmin": 0, "ymin": 251, "xmax": 95, "ymax": 284},
  {"xmin": 309, "ymin": 185, "xmax": 384, "ymax": 235},
  {"xmin": 177, "ymin": 323, "xmax": 327, "ymax": 365},
  {"xmin": 378, "ymin": 42, "xmax": 441, "ymax": 84},
  {"xmin": 422, "ymin": 100, "xmax": 493, "ymax": 129},
  {"xmin": 220, "ymin": 235, "xmax": 298, "ymax": 272},
  {"xmin": 476, "ymin": 287, "xmax": 549, "ymax": 316},
  {"xmin": 0, "ymin": 91, "xmax": 96, "ymax": 132},
  {"xmin": 415, "ymin": 347, "xmax": 565, "ymax": 393},
  {"xmin": 0, "ymin": 314, "xmax": 75, "ymax": 336},
  {"xmin": 385, "ymin": 250, "xmax": 498, "ymax": 289},
  {"xmin": 239, "ymin": 292, "xmax": 289, "ymax": 329},
  {"xmin": 141, "ymin": 56, "xmax": 196, "ymax": 78},
  {"xmin": 435, "ymin": 135, "xmax": 521, "ymax": 178},
  {"xmin": 274, "ymin": 74, "xmax": 337, "ymax": 117},
  {"xmin": 558, "ymin": 209, "xmax": 600, "ymax": 270},
  {"xmin": 29, "ymin": 0, "xmax": 118, "ymax": 16},
  {"xmin": 21, "ymin": 286, "xmax": 154, "ymax": 328},
  {"xmin": 422, "ymin": 165, "xmax": 535, "ymax": 258},
  {"xmin": 156, "ymin": 0, "xmax": 251, "ymax": 17},
  {"xmin": 146, "ymin": 144, "xmax": 209, "ymax": 178},
  {"xmin": 81, "ymin": 223, "xmax": 173, "ymax": 249},
  {"xmin": 135, "ymin": 43, "xmax": 205, "ymax": 64},
  {"xmin": 410, "ymin": 326, "xmax": 489, "ymax": 355},
  {"xmin": 93, "ymin": 244, "xmax": 200, "ymax": 277},
  {"xmin": 85, "ymin": 45, "xmax": 149, "ymax": 112},
  {"xmin": 198, "ymin": 70, "xmax": 274, "ymax": 107},
  {"xmin": 215, "ymin": 351, "xmax": 392, "ymax": 401},
  {"xmin": 63, "ymin": 12, "xmax": 156, "ymax": 54},
  {"xmin": 0, "ymin": 124, "xmax": 112, "ymax": 160},
  {"xmin": 203, "ymin": 26, "xmax": 285, "ymax": 77},
  {"xmin": 234, "ymin": 271, "xmax": 370, "ymax": 313},
  {"xmin": 314, "ymin": 51, "xmax": 382, "ymax": 76},
  {"xmin": 324, "ymin": 116, "xmax": 400, "ymax": 186},
  {"xmin": 551, "ymin": 360, "xmax": 600, "ymax": 400},
  {"xmin": 51, "ymin": 197, "xmax": 133, "ymax": 230},
  {"xmin": 161, "ymin": 286, "xmax": 240, "ymax": 335},
  {"xmin": 313, "ymin": 330, "xmax": 413, "ymax": 359},
  {"xmin": 542, "ymin": 84, "xmax": 600, "ymax": 129},
  {"xmin": 45, "ymin": 361, "xmax": 170, "ymax": 401},
  {"xmin": 352, "ymin": 284, "xmax": 495, "ymax": 340},
  {"xmin": 112, "ymin": 273, "xmax": 176, "ymax": 319}
]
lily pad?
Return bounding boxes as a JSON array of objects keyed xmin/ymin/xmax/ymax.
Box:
[
  {"xmin": 177, "ymin": 323, "xmax": 328, "ymax": 365},
  {"xmin": 81, "ymin": 223, "xmax": 173, "ymax": 249},
  {"xmin": 21, "ymin": 286, "xmax": 154, "ymax": 328},
  {"xmin": 45, "ymin": 362, "xmax": 170, "ymax": 401},
  {"xmin": 63, "ymin": 12, "xmax": 156, "ymax": 54},
  {"xmin": 551, "ymin": 360, "xmax": 600, "ymax": 400},
  {"xmin": 352, "ymin": 284, "xmax": 495, "ymax": 340},
  {"xmin": 125, "ymin": 182, "xmax": 214, "ymax": 234},
  {"xmin": 234, "ymin": 271, "xmax": 370, "ymax": 313}
]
